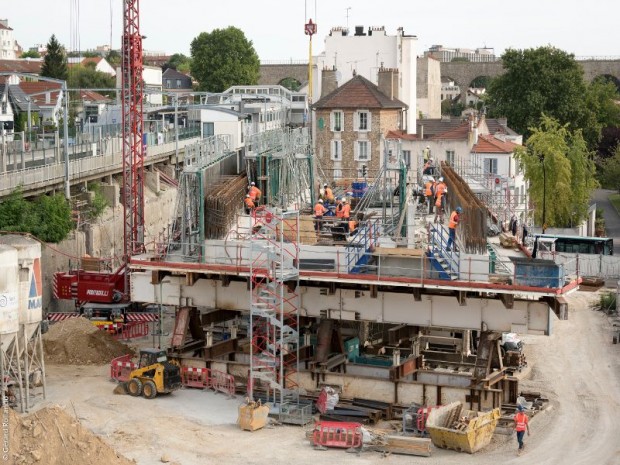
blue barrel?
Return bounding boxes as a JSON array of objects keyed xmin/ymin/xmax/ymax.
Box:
[{"xmin": 351, "ymin": 181, "xmax": 368, "ymax": 199}]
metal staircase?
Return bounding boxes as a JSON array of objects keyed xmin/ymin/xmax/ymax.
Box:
[
  {"xmin": 249, "ymin": 208, "xmax": 301, "ymax": 405},
  {"xmin": 427, "ymin": 224, "xmax": 460, "ymax": 280}
]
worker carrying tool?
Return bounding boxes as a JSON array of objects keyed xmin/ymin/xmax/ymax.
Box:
[
  {"xmin": 323, "ymin": 183, "xmax": 335, "ymax": 204},
  {"xmin": 423, "ymin": 158, "xmax": 435, "ymax": 175},
  {"xmin": 335, "ymin": 198, "xmax": 345, "ymax": 218},
  {"xmin": 424, "ymin": 177, "xmax": 435, "ymax": 214},
  {"xmin": 446, "ymin": 206, "xmax": 462, "ymax": 252},
  {"xmin": 248, "ymin": 182, "xmax": 262, "ymax": 205},
  {"xmin": 244, "ymin": 194, "xmax": 255, "ymax": 214},
  {"xmin": 314, "ymin": 199, "xmax": 328, "ymax": 232}
]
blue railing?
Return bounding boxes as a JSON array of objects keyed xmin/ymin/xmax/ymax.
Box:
[
  {"xmin": 428, "ymin": 224, "xmax": 460, "ymax": 279},
  {"xmin": 346, "ymin": 219, "xmax": 380, "ymax": 273}
]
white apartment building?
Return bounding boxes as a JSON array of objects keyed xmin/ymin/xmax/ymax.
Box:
[
  {"xmin": 0, "ymin": 20, "xmax": 18, "ymax": 60},
  {"xmin": 314, "ymin": 26, "xmax": 418, "ymax": 133}
]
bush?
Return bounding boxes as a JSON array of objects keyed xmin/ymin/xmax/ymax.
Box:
[
  {"xmin": 592, "ymin": 291, "xmax": 617, "ymax": 315},
  {"xmin": 87, "ymin": 182, "xmax": 109, "ymax": 220},
  {"xmin": 0, "ymin": 188, "xmax": 73, "ymax": 243}
]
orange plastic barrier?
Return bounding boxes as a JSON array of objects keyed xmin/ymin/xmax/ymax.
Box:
[
  {"xmin": 312, "ymin": 421, "xmax": 363, "ymax": 449},
  {"xmin": 181, "ymin": 367, "xmax": 211, "ymax": 389},
  {"xmin": 210, "ymin": 369, "xmax": 235, "ymax": 397},
  {"xmin": 110, "ymin": 354, "xmax": 137, "ymax": 382},
  {"xmin": 97, "ymin": 322, "xmax": 150, "ymax": 340}
]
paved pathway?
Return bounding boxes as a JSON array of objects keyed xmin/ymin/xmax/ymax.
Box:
[{"xmin": 590, "ymin": 188, "xmax": 620, "ymax": 254}]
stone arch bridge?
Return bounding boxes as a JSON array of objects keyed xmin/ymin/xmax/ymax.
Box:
[
  {"xmin": 442, "ymin": 58, "xmax": 620, "ymax": 102},
  {"xmin": 260, "ymin": 59, "xmax": 620, "ymax": 101}
]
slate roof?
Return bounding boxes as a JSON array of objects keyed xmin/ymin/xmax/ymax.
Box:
[
  {"xmin": 471, "ymin": 134, "xmax": 520, "ymax": 153},
  {"xmin": 416, "ymin": 118, "xmax": 466, "ymax": 138},
  {"xmin": 312, "ymin": 74, "xmax": 407, "ymax": 110},
  {"xmin": 8, "ymin": 85, "xmax": 40, "ymax": 111},
  {"xmin": 162, "ymin": 68, "xmax": 191, "ymax": 80}
]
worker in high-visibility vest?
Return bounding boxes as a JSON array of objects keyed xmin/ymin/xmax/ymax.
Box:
[
  {"xmin": 335, "ymin": 198, "xmax": 345, "ymax": 219},
  {"xmin": 348, "ymin": 219, "xmax": 359, "ymax": 236},
  {"xmin": 424, "ymin": 177, "xmax": 435, "ymax": 214},
  {"xmin": 513, "ymin": 405, "xmax": 530, "ymax": 455},
  {"xmin": 434, "ymin": 189, "xmax": 446, "ymax": 224},
  {"xmin": 323, "ymin": 184, "xmax": 335, "ymax": 204},
  {"xmin": 341, "ymin": 199, "xmax": 351, "ymax": 232},
  {"xmin": 435, "ymin": 177, "xmax": 447, "ymax": 211},
  {"xmin": 314, "ymin": 199, "xmax": 328, "ymax": 232},
  {"xmin": 446, "ymin": 206, "xmax": 462, "ymax": 252},
  {"xmin": 248, "ymin": 182, "xmax": 262, "ymax": 205},
  {"xmin": 244, "ymin": 194, "xmax": 255, "ymax": 214}
]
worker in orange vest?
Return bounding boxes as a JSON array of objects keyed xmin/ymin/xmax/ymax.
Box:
[
  {"xmin": 435, "ymin": 177, "xmax": 447, "ymax": 211},
  {"xmin": 424, "ymin": 177, "xmax": 435, "ymax": 214},
  {"xmin": 323, "ymin": 183, "xmax": 335, "ymax": 204},
  {"xmin": 341, "ymin": 199, "xmax": 351, "ymax": 232},
  {"xmin": 248, "ymin": 182, "xmax": 262, "ymax": 205},
  {"xmin": 348, "ymin": 219, "xmax": 359, "ymax": 236},
  {"xmin": 513, "ymin": 405, "xmax": 530, "ymax": 455},
  {"xmin": 446, "ymin": 206, "xmax": 462, "ymax": 252},
  {"xmin": 244, "ymin": 194, "xmax": 255, "ymax": 214},
  {"xmin": 314, "ymin": 199, "xmax": 328, "ymax": 232},
  {"xmin": 335, "ymin": 198, "xmax": 344, "ymax": 219},
  {"xmin": 434, "ymin": 190, "xmax": 446, "ymax": 224}
]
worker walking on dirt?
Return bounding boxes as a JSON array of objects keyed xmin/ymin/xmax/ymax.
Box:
[
  {"xmin": 244, "ymin": 194, "xmax": 255, "ymax": 214},
  {"xmin": 248, "ymin": 182, "xmax": 262, "ymax": 205},
  {"xmin": 513, "ymin": 405, "xmax": 530, "ymax": 455},
  {"xmin": 314, "ymin": 199, "xmax": 328, "ymax": 232},
  {"xmin": 323, "ymin": 184, "xmax": 335, "ymax": 204},
  {"xmin": 446, "ymin": 206, "xmax": 462, "ymax": 252}
]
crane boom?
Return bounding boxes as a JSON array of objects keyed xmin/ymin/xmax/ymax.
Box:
[{"xmin": 121, "ymin": 0, "xmax": 145, "ymax": 265}]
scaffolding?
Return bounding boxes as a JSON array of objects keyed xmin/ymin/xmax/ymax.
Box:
[
  {"xmin": 249, "ymin": 208, "xmax": 301, "ymax": 420},
  {"xmin": 245, "ymin": 128, "xmax": 314, "ymax": 210}
]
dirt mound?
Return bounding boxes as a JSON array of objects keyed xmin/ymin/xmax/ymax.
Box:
[
  {"xmin": 9, "ymin": 405, "xmax": 135, "ymax": 465},
  {"xmin": 44, "ymin": 317, "xmax": 133, "ymax": 365}
]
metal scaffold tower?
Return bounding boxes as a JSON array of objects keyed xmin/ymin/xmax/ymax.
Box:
[
  {"xmin": 249, "ymin": 208, "xmax": 304, "ymax": 421},
  {"xmin": 245, "ymin": 128, "xmax": 314, "ymax": 209},
  {"xmin": 164, "ymin": 135, "xmax": 235, "ymax": 261}
]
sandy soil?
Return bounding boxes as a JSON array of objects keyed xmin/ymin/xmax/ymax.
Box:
[{"xmin": 17, "ymin": 291, "xmax": 620, "ymax": 465}]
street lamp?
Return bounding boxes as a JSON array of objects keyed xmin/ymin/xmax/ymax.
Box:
[{"xmin": 539, "ymin": 153, "xmax": 546, "ymax": 234}]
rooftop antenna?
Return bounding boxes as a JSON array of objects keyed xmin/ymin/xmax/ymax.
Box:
[{"xmin": 346, "ymin": 7, "xmax": 352, "ymax": 32}]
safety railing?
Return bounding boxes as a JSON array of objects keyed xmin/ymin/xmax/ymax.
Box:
[
  {"xmin": 346, "ymin": 218, "xmax": 380, "ymax": 273},
  {"xmin": 141, "ymin": 235, "xmax": 579, "ymax": 293},
  {"xmin": 181, "ymin": 366, "xmax": 211, "ymax": 389},
  {"xmin": 429, "ymin": 224, "xmax": 460, "ymax": 279}
]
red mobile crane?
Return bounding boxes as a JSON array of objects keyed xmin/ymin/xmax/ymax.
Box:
[{"xmin": 53, "ymin": 0, "xmax": 145, "ymax": 315}]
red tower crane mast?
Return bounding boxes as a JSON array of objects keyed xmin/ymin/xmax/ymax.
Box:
[
  {"xmin": 52, "ymin": 0, "xmax": 145, "ymax": 307},
  {"xmin": 121, "ymin": 0, "xmax": 146, "ymax": 265}
]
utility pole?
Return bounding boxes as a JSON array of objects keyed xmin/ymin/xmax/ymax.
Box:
[{"xmin": 346, "ymin": 7, "xmax": 352, "ymax": 31}]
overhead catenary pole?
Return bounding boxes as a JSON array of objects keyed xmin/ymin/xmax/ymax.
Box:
[{"xmin": 63, "ymin": 81, "xmax": 70, "ymax": 199}]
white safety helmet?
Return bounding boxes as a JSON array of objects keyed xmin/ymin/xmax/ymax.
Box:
[
  {"xmin": 250, "ymin": 182, "xmax": 255, "ymax": 186},
  {"xmin": 430, "ymin": 177, "xmax": 435, "ymax": 182},
  {"xmin": 245, "ymin": 194, "xmax": 250, "ymax": 198},
  {"xmin": 318, "ymin": 199, "xmax": 323, "ymax": 203},
  {"xmin": 324, "ymin": 183, "xmax": 328, "ymax": 187},
  {"xmin": 439, "ymin": 177, "xmax": 444, "ymax": 182}
]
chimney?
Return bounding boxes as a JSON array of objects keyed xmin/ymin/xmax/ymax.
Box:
[
  {"xmin": 0, "ymin": 20, "xmax": 8, "ymax": 28},
  {"xmin": 354, "ymin": 26, "xmax": 365, "ymax": 36},
  {"xmin": 378, "ymin": 67, "xmax": 399, "ymax": 100},
  {"xmin": 321, "ymin": 67, "xmax": 338, "ymax": 98}
]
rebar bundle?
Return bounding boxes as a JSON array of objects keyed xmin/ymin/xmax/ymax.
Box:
[
  {"xmin": 441, "ymin": 163, "xmax": 488, "ymax": 254},
  {"xmin": 204, "ymin": 174, "xmax": 249, "ymax": 239}
]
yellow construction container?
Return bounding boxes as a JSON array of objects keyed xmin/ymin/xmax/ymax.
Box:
[
  {"xmin": 425, "ymin": 402, "xmax": 501, "ymax": 454},
  {"xmin": 237, "ymin": 399, "xmax": 270, "ymax": 432}
]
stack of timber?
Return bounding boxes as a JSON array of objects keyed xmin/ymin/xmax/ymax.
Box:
[
  {"xmin": 370, "ymin": 434, "xmax": 432, "ymax": 457},
  {"xmin": 205, "ymin": 174, "xmax": 248, "ymax": 239},
  {"xmin": 278, "ymin": 214, "xmax": 317, "ymax": 245}
]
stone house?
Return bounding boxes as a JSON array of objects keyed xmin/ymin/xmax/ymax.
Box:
[{"xmin": 312, "ymin": 69, "xmax": 407, "ymax": 182}]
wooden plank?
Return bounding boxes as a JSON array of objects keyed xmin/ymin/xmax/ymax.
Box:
[
  {"xmin": 171, "ymin": 307, "xmax": 190, "ymax": 348},
  {"xmin": 376, "ymin": 436, "xmax": 432, "ymax": 457},
  {"xmin": 372, "ymin": 247, "xmax": 425, "ymax": 257}
]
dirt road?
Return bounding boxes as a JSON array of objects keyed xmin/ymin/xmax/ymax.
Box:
[{"xmin": 32, "ymin": 291, "xmax": 620, "ymax": 465}]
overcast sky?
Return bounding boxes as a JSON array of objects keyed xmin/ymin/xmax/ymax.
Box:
[{"xmin": 3, "ymin": 0, "xmax": 619, "ymax": 59}]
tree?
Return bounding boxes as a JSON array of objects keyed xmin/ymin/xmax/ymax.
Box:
[
  {"xmin": 105, "ymin": 50, "xmax": 121, "ymax": 67},
  {"xmin": 20, "ymin": 50, "xmax": 41, "ymax": 59},
  {"xmin": 164, "ymin": 53, "xmax": 192, "ymax": 73},
  {"xmin": 515, "ymin": 115, "xmax": 598, "ymax": 228},
  {"xmin": 280, "ymin": 77, "xmax": 301, "ymax": 91},
  {"xmin": 190, "ymin": 27, "xmax": 260, "ymax": 92},
  {"xmin": 487, "ymin": 46, "xmax": 604, "ymax": 147},
  {"xmin": 67, "ymin": 65, "xmax": 115, "ymax": 89},
  {"xmin": 40, "ymin": 34, "xmax": 68, "ymax": 81},
  {"xmin": 598, "ymin": 144, "xmax": 620, "ymax": 192}
]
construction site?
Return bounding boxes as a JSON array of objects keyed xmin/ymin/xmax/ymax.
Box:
[{"xmin": 2, "ymin": 2, "xmax": 620, "ymax": 465}]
